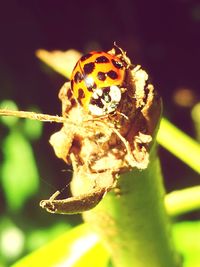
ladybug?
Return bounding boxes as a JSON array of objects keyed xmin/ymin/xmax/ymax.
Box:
[{"xmin": 70, "ymin": 49, "xmax": 127, "ymax": 116}]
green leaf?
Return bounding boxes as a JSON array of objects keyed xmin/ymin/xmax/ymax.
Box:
[
  {"xmin": 26, "ymin": 222, "xmax": 71, "ymax": 253},
  {"xmin": 36, "ymin": 49, "xmax": 81, "ymax": 79},
  {"xmin": 23, "ymin": 118, "xmax": 42, "ymax": 140},
  {"xmin": 12, "ymin": 223, "xmax": 109, "ymax": 267},
  {"xmin": 1, "ymin": 130, "xmax": 39, "ymax": 212},
  {"xmin": 173, "ymin": 221, "xmax": 200, "ymax": 267},
  {"xmin": 157, "ymin": 117, "xmax": 200, "ymax": 174},
  {"xmin": 165, "ymin": 186, "xmax": 200, "ymax": 217},
  {"xmin": 0, "ymin": 100, "xmax": 19, "ymax": 127}
]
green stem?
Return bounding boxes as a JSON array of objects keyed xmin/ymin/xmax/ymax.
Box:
[
  {"xmin": 157, "ymin": 117, "xmax": 200, "ymax": 174},
  {"xmin": 82, "ymin": 145, "xmax": 178, "ymax": 267},
  {"xmin": 165, "ymin": 186, "xmax": 200, "ymax": 217}
]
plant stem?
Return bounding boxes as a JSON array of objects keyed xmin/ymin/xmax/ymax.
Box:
[
  {"xmin": 82, "ymin": 144, "xmax": 179, "ymax": 267},
  {"xmin": 0, "ymin": 109, "xmax": 65, "ymax": 123},
  {"xmin": 165, "ymin": 186, "xmax": 200, "ymax": 217},
  {"xmin": 157, "ymin": 117, "xmax": 200, "ymax": 174}
]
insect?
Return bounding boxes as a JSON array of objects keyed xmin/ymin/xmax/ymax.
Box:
[{"xmin": 70, "ymin": 49, "xmax": 127, "ymax": 116}]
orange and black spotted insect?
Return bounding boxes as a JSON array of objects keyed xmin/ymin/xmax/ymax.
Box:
[{"xmin": 69, "ymin": 48, "xmax": 128, "ymax": 116}]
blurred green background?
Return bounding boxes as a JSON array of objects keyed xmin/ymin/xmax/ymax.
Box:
[{"xmin": 0, "ymin": 1, "xmax": 200, "ymax": 266}]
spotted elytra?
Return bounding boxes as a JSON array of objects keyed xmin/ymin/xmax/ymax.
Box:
[{"xmin": 69, "ymin": 47, "xmax": 129, "ymax": 116}]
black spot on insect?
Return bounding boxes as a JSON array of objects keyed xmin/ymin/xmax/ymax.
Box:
[
  {"xmin": 95, "ymin": 56, "xmax": 109, "ymax": 64},
  {"xmin": 97, "ymin": 71, "xmax": 106, "ymax": 81},
  {"xmin": 74, "ymin": 71, "xmax": 84, "ymax": 83},
  {"xmin": 102, "ymin": 87, "xmax": 112, "ymax": 103},
  {"xmin": 83, "ymin": 62, "xmax": 95, "ymax": 75},
  {"xmin": 90, "ymin": 97, "xmax": 104, "ymax": 108},
  {"xmin": 103, "ymin": 87, "xmax": 111, "ymax": 94},
  {"xmin": 70, "ymin": 98, "xmax": 76, "ymax": 107},
  {"xmin": 67, "ymin": 88, "xmax": 73, "ymax": 99},
  {"xmin": 107, "ymin": 70, "xmax": 118, "ymax": 80},
  {"xmin": 111, "ymin": 59, "xmax": 124, "ymax": 69},
  {"xmin": 80, "ymin": 53, "xmax": 92, "ymax": 62},
  {"xmin": 71, "ymin": 79, "xmax": 74, "ymax": 89},
  {"xmin": 78, "ymin": 88, "xmax": 85, "ymax": 99},
  {"xmin": 87, "ymin": 82, "xmax": 97, "ymax": 92}
]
